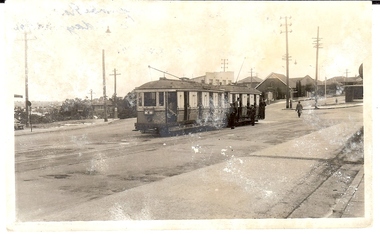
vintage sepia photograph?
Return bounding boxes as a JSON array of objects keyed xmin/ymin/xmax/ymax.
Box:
[{"xmin": 3, "ymin": 0, "xmax": 375, "ymax": 232}]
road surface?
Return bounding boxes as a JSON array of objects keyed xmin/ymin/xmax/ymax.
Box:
[{"xmin": 13, "ymin": 101, "xmax": 364, "ymax": 223}]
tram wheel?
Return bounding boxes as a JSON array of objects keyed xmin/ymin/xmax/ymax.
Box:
[{"xmin": 158, "ymin": 127, "xmax": 169, "ymax": 136}]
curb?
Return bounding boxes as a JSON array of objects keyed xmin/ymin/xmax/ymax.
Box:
[
  {"xmin": 330, "ymin": 166, "xmax": 364, "ymax": 218},
  {"xmin": 282, "ymin": 103, "xmax": 363, "ymax": 111}
]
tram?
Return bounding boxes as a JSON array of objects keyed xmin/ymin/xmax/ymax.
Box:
[{"xmin": 134, "ymin": 77, "xmax": 262, "ymax": 136}]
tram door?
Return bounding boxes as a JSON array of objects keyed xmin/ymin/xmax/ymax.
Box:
[
  {"xmin": 167, "ymin": 92, "xmax": 177, "ymax": 123},
  {"xmin": 197, "ymin": 91, "xmax": 202, "ymax": 119},
  {"xmin": 184, "ymin": 91, "xmax": 189, "ymax": 121}
]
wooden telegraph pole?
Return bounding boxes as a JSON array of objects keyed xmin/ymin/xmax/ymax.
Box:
[
  {"xmin": 281, "ymin": 16, "xmax": 292, "ymax": 109},
  {"xmin": 110, "ymin": 69, "xmax": 121, "ymax": 119},
  {"xmin": 221, "ymin": 59, "xmax": 228, "ymax": 72},
  {"xmin": 20, "ymin": 32, "xmax": 36, "ymax": 126},
  {"xmin": 313, "ymin": 26, "xmax": 323, "ymax": 108}
]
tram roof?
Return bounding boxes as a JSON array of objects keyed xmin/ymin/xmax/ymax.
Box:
[
  {"xmin": 136, "ymin": 78, "xmax": 208, "ymax": 91},
  {"xmin": 135, "ymin": 77, "xmax": 261, "ymax": 94},
  {"xmin": 219, "ymin": 84, "xmax": 261, "ymax": 94}
]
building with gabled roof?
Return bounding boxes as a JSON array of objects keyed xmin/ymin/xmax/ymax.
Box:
[
  {"xmin": 290, "ymin": 75, "xmax": 323, "ymax": 97},
  {"xmin": 255, "ymin": 72, "xmax": 296, "ymax": 101},
  {"xmin": 255, "ymin": 73, "xmax": 324, "ymax": 101},
  {"xmin": 237, "ymin": 76, "xmax": 263, "ymax": 88}
]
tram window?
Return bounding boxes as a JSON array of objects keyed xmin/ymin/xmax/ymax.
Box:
[
  {"xmin": 138, "ymin": 93, "xmax": 142, "ymax": 106},
  {"xmin": 144, "ymin": 92, "xmax": 156, "ymax": 106},
  {"xmin": 218, "ymin": 93, "xmax": 222, "ymax": 106},
  {"xmin": 158, "ymin": 92, "xmax": 164, "ymax": 106}
]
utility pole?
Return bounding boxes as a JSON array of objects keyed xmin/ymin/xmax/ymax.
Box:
[
  {"xmin": 88, "ymin": 89, "xmax": 95, "ymax": 118},
  {"xmin": 281, "ymin": 16, "xmax": 292, "ymax": 109},
  {"xmin": 345, "ymin": 69, "xmax": 350, "ymax": 85},
  {"xmin": 313, "ymin": 26, "xmax": 323, "ymax": 108},
  {"xmin": 110, "ymin": 68, "xmax": 121, "ymax": 119},
  {"xmin": 221, "ymin": 59, "xmax": 228, "ymax": 72},
  {"xmin": 248, "ymin": 68, "xmax": 254, "ymax": 88},
  {"xmin": 325, "ymin": 76, "xmax": 327, "ymax": 99},
  {"xmin": 19, "ymin": 32, "xmax": 35, "ymax": 127},
  {"xmin": 88, "ymin": 89, "xmax": 94, "ymax": 103},
  {"xmin": 102, "ymin": 27, "xmax": 111, "ymax": 122},
  {"xmin": 102, "ymin": 49, "xmax": 108, "ymax": 122}
]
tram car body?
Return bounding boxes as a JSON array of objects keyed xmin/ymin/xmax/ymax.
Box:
[{"xmin": 134, "ymin": 77, "xmax": 262, "ymax": 136}]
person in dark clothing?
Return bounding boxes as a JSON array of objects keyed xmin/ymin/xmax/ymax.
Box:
[
  {"xmin": 229, "ymin": 103, "xmax": 237, "ymax": 129},
  {"xmin": 235, "ymin": 98, "xmax": 240, "ymax": 121},
  {"xmin": 250, "ymin": 103, "xmax": 257, "ymax": 126},
  {"xmin": 259, "ymin": 100, "xmax": 266, "ymax": 119},
  {"xmin": 295, "ymin": 101, "xmax": 303, "ymax": 118}
]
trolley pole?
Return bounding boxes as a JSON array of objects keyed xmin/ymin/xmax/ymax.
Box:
[{"xmin": 110, "ymin": 68, "xmax": 121, "ymax": 119}]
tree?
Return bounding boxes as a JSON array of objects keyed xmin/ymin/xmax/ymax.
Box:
[
  {"xmin": 60, "ymin": 98, "xmax": 92, "ymax": 120},
  {"xmin": 295, "ymin": 80, "xmax": 302, "ymax": 98},
  {"xmin": 305, "ymin": 83, "xmax": 314, "ymax": 93},
  {"xmin": 118, "ymin": 90, "xmax": 137, "ymax": 119}
]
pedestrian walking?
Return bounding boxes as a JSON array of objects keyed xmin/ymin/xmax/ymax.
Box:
[
  {"xmin": 229, "ymin": 103, "xmax": 237, "ymax": 129},
  {"xmin": 259, "ymin": 99, "xmax": 266, "ymax": 119},
  {"xmin": 295, "ymin": 101, "xmax": 303, "ymax": 118},
  {"xmin": 250, "ymin": 103, "xmax": 257, "ymax": 126},
  {"xmin": 235, "ymin": 98, "xmax": 241, "ymax": 120}
]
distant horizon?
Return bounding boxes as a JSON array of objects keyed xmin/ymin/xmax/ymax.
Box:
[{"xmin": 12, "ymin": 71, "xmax": 362, "ymax": 103}]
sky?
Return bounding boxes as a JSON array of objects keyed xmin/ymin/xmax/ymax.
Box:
[{"xmin": 4, "ymin": 0, "xmax": 371, "ymax": 102}]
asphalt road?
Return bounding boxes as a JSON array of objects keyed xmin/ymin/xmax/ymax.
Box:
[{"xmin": 13, "ymin": 100, "xmax": 364, "ymax": 222}]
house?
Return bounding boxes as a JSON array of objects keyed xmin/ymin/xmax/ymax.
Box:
[
  {"xmin": 255, "ymin": 72, "xmax": 297, "ymax": 101},
  {"xmin": 324, "ymin": 76, "xmax": 363, "ymax": 98},
  {"xmin": 237, "ymin": 76, "xmax": 263, "ymax": 89},
  {"xmin": 327, "ymin": 76, "xmax": 363, "ymax": 86},
  {"xmin": 325, "ymin": 76, "xmax": 363, "ymax": 101},
  {"xmin": 255, "ymin": 73, "xmax": 326, "ymax": 101},
  {"xmin": 91, "ymin": 97, "xmax": 114, "ymax": 118},
  {"xmin": 290, "ymin": 75, "xmax": 321, "ymax": 97}
]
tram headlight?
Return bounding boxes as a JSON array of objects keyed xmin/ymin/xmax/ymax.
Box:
[{"xmin": 144, "ymin": 109, "xmax": 154, "ymax": 115}]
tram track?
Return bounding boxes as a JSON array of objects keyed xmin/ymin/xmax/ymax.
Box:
[{"xmin": 285, "ymin": 163, "xmax": 344, "ymax": 218}]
